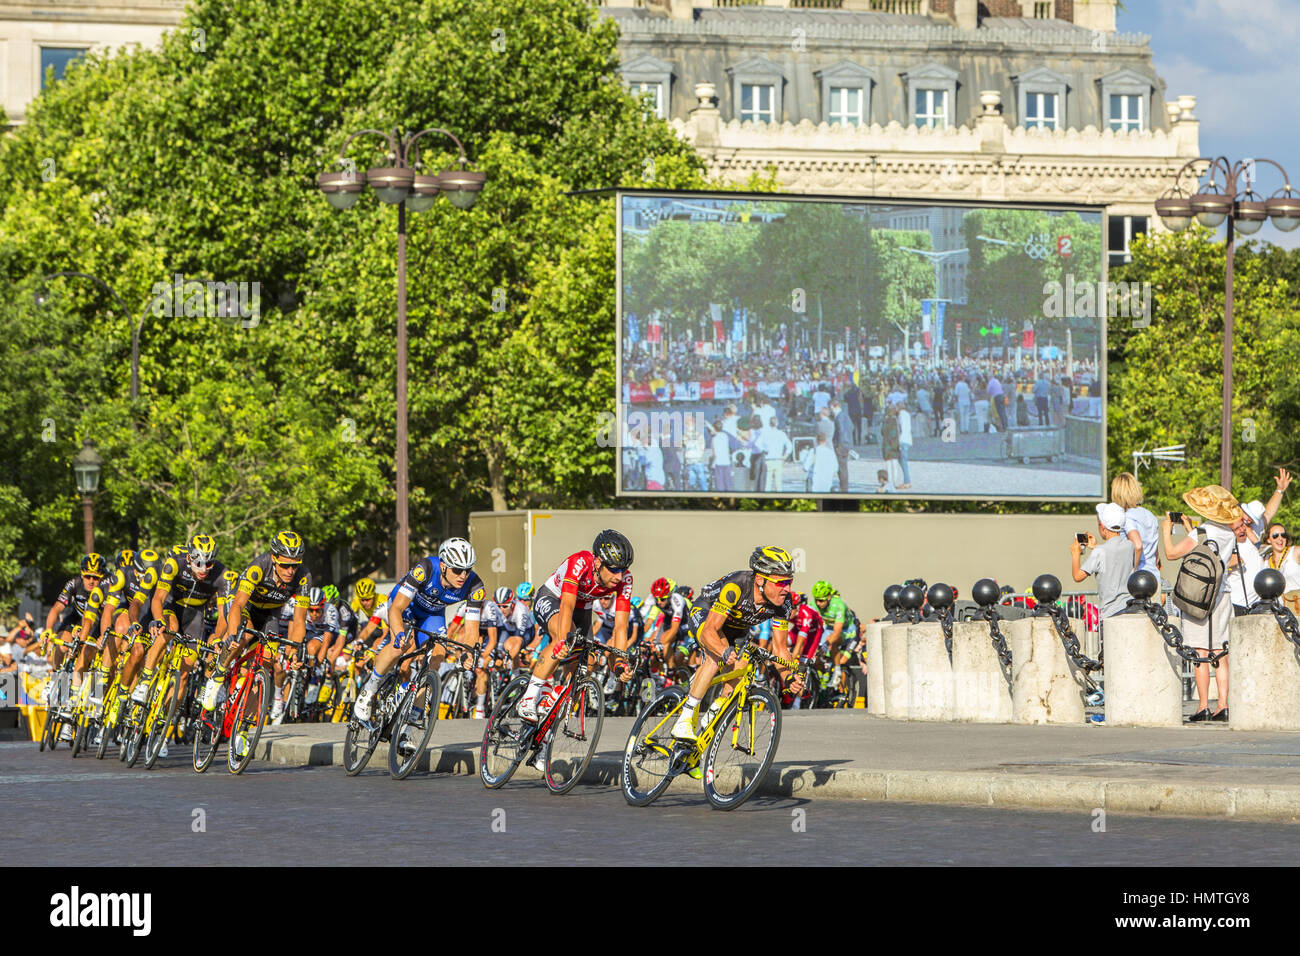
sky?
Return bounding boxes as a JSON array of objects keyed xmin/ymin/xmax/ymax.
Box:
[{"xmin": 1118, "ymin": 0, "xmax": 1300, "ymax": 249}]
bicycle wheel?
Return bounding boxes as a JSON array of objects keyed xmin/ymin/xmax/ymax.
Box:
[
  {"xmin": 439, "ymin": 669, "xmax": 463, "ymax": 720},
  {"xmin": 621, "ymin": 686, "xmax": 685, "ymax": 807},
  {"xmin": 96, "ymin": 700, "xmax": 115, "ymax": 760},
  {"xmin": 192, "ymin": 704, "xmax": 222, "ymax": 773},
  {"xmin": 702, "ymin": 686, "xmax": 781, "ymax": 811},
  {"xmin": 342, "ymin": 678, "xmax": 389, "ymax": 776},
  {"xmin": 228, "ymin": 668, "xmax": 268, "ymax": 774},
  {"xmin": 122, "ymin": 698, "xmax": 146, "ymax": 768},
  {"xmin": 388, "ymin": 669, "xmax": 440, "ymax": 780},
  {"xmin": 543, "ymin": 676, "xmax": 604, "ymax": 795},
  {"xmin": 69, "ymin": 714, "xmax": 87, "ymax": 758},
  {"xmin": 144, "ymin": 675, "xmax": 183, "ymax": 769},
  {"xmin": 480, "ymin": 675, "xmax": 531, "ymax": 789}
]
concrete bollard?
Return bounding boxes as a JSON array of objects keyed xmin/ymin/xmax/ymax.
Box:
[
  {"xmin": 863, "ymin": 620, "xmax": 886, "ymax": 716},
  {"xmin": 950, "ymin": 620, "xmax": 1013, "ymax": 722},
  {"xmin": 1006, "ymin": 616, "xmax": 1087, "ymax": 724},
  {"xmin": 1230, "ymin": 613, "xmax": 1300, "ymax": 731},
  {"xmin": 906, "ymin": 622, "xmax": 953, "ymax": 720},
  {"xmin": 879, "ymin": 622, "xmax": 911, "ymax": 719},
  {"xmin": 1101, "ymin": 614, "xmax": 1182, "ymax": 727}
]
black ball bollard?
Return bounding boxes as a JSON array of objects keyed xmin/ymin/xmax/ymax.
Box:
[
  {"xmin": 1127, "ymin": 570, "xmax": 1159, "ymax": 602},
  {"xmin": 883, "ymin": 584, "xmax": 903, "ymax": 613},
  {"xmin": 899, "ymin": 585, "xmax": 925, "ymax": 612},
  {"xmin": 971, "ymin": 578, "xmax": 1000, "ymax": 608},
  {"xmin": 1032, "ymin": 573, "xmax": 1062, "ymax": 605},
  {"xmin": 927, "ymin": 583, "xmax": 955, "ymax": 612},
  {"xmin": 1255, "ymin": 568, "xmax": 1286, "ymax": 602}
]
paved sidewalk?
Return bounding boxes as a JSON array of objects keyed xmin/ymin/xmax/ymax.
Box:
[{"xmin": 252, "ymin": 711, "xmax": 1300, "ymax": 822}]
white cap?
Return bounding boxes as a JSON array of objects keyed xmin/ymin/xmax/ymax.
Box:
[
  {"xmin": 1243, "ymin": 500, "xmax": 1266, "ymax": 528},
  {"xmin": 1096, "ymin": 502, "xmax": 1125, "ymax": 532}
]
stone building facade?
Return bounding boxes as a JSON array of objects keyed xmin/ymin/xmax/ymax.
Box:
[{"xmin": 604, "ymin": 0, "xmax": 1200, "ymax": 268}]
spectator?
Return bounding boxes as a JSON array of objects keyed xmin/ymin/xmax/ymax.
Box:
[
  {"xmin": 709, "ymin": 420, "xmax": 734, "ymax": 492},
  {"xmin": 682, "ymin": 419, "xmax": 708, "ymax": 492},
  {"xmin": 830, "ymin": 400, "xmax": 853, "ymax": 493},
  {"xmin": 658, "ymin": 422, "xmax": 682, "ymax": 492},
  {"xmin": 1163, "ymin": 484, "xmax": 1239, "ymax": 722},
  {"xmin": 915, "ymin": 385, "xmax": 933, "ymax": 436},
  {"xmin": 11, "ymin": 616, "xmax": 34, "ymax": 650},
  {"xmin": 974, "ymin": 379, "xmax": 991, "ymax": 434},
  {"xmin": 752, "ymin": 394, "xmax": 778, "ymax": 435},
  {"xmin": 1240, "ymin": 467, "xmax": 1291, "ymax": 542},
  {"xmin": 1225, "ymin": 512, "xmax": 1265, "ymax": 613},
  {"xmin": 803, "ymin": 434, "xmax": 836, "ymax": 493},
  {"xmin": 638, "ymin": 430, "xmax": 665, "ymax": 491},
  {"xmin": 1112, "ymin": 471, "xmax": 1161, "ymax": 575},
  {"xmin": 721, "ymin": 404, "xmax": 740, "ymax": 438},
  {"xmin": 1264, "ymin": 522, "xmax": 1300, "ymax": 615},
  {"xmin": 1015, "ymin": 392, "xmax": 1031, "ymax": 427},
  {"xmin": 987, "ymin": 374, "xmax": 1007, "ymax": 431},
  {"xmin": 761, "ymin": 416, "xmax": 793, "ymax": 491},
  {"xmin": 845, "ymin": 381, "xmax": 863, "ymax": 445},
  {"xmin": 896, "ymin": 402, "xmax": 913, "ymax": 490},
  {"xmin": 876, "ymin": 468, "xmax": 897, "ymax": 494},
  {"xmin": 863, "ymin": 385, "xmax": 877, "ymax": 436},
  {"xmin": 1071, "ymin": 502, "xmax": 1135, "ymax": 619},
  {"xmin": 815, "ymin": 406, "xmax": 834, "ymax": 443},
  {"xmin": 1033, "ymin": 375, "xmax": 1051, "ymax": 426},
  {"xmin": 1055, "ymin": 376, "xmax": 1071, "ymax": 423},
  {"xmin": 932, "ymin": 383, "xmax": 946, "ymax": 437},
  {"xmin": 881, "ymin": 404, "xmax": 901, "ymax": 490},
  {"xmin": 954, "ymin": 376, "xmax": 972, "ymax": 434}
]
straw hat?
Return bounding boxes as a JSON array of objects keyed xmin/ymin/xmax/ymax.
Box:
[{"xmin": 1182, "ymin": 484, "xmax": 1242, "ymax": 525}]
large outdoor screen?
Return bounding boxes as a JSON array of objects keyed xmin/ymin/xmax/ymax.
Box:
[{"xmin": 616, "ymin": 191, "xmax": 1109, "ymax": 501}]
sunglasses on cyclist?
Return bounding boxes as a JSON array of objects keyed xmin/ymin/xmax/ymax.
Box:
[
  {"xmin": 273, "ymin": 559, "xmax": 300, "ymax": 569},
  {"xmin": 763, "ymin": 575, "xmax": 794, "ymax": 589}
]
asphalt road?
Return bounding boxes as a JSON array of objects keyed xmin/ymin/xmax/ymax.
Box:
[{"xmin": 5, "ymin": 742, "xmax": 1295, "ymax": 866}]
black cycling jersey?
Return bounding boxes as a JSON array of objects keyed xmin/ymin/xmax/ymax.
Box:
[
  {"xmin": 237, "ymin": 552, "xmax": 312, "ymax": 611},
  {"xmin": 156, "ymin": 555, "xmax": 228, "ymax": 610},
  {"xmin": 688, "ymin": 569, "xmax": 794, "ymax": 642}
]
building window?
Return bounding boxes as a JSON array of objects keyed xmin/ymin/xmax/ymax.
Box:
[
  {"xmin": 630, "ymin": 81, "xmax": 664, "ymax": 119},
  {"xmin": 1025, "ymin": 92, "xmax": 1058, "ymax": 130},
  {"xmin": 828, "ymin": 87, "xmax": 863, "ymax": 126},
  {"xmin": 914, "ymin": 89, "xmax": 948, "ymax": 129},
  {"xmin": 870, "ymin": 0, "xmax": 921, "ymax": 11},
  {"xmin": 741, "ymin": 84, "xmax": 775, "ymax": 123},
  {"xmin": 1108, "ymin": 215, "xmax": 1148, "ymax": 266},
  {"xmin": 1033, "ymin": 1, "xmax": 1053, "ymax": 17},
  {"xmin": 1109, "ymin": 94, "xmax": 1142, "ymax": 132},
  {"xmin": 40, "ymin": 47, "xmax": 86, "ymax": 89}
]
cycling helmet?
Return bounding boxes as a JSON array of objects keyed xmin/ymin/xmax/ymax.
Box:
[
  {"xmin": 322, "ymin": 584, "xmax": 340, "ymax": 603},
  {"xmin": 133, "ymin": 548, "xmax": 159, "ymax": 576},
  {"xmin": 80, "ymin": 552, "xmax": 106, "ymax": 577},
  {"xmin": 811, "ymin": 580, "xmax": 836, "ymax": 601},
  {"xmin": 438, "ymin": 537, "xmax": 476, "ymax": 571},
  {"xmin": 187, "ymin": 533, "xmax": 217, "ymax": 568},
  {"xmin": 170, "ymin": 543, "xmax": 190, "ymax": 558},
  {"xmin": 270, "ymin": 530, "xmax": 305, "ymax": 563},
  {"xmin": 675, "ymin": 585, "xmax": 694, "ymax": 601},
  {"xmin": 749, "ymin": 545, "xmax": 793, "ymax": 577},
  {"xmin": 651, "ymin": 577, "xmax": 675, "ymax": 599},
  {"xmin": 494, "ymin": 586, "xmax": 514, "ymax": 605},
  {"xmin": 516, "ymin": 581, "xmax": 534, "ymax": 601},
  {"xmin": 790, "ymin": 591, "xmax": 806, "ymax": 607},
  {"xmin": 355, "ymin": 577, "xmax": 376, "ymax": 601},
  {"xmin": 593, "ymin": 529, "xmax": 634, "ymax": 571},
  {"xmin": 630, "ymin": 595, "xmax": 644, "ymax": 609},
  {"xmin": 223, "ymin": 568, "xmax": 238, "ymax": 585},
  {"xmin": 114, "ymin": 549, "xmax": 135, "ymax": 571},
  {"xmin": 308, "ymin": 587, "xmax": 325, "ymax": 609}
]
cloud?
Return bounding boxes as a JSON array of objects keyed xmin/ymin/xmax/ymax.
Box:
[{"xmin": 1185, "ymin": 0, "xmax": 1300, "ymax": 61}]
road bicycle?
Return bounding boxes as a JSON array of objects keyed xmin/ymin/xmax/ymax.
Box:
[
  {"xmin": 142, "ymin": 635, "xmax": 214, "ymax": 769},
  {"xmin": 40, "ymin": 632, "xmax": 89, "ymax": 752},
  {"xmin": 192, "ymin": 626, "xmax": 305, "ymax": 775},
  {"xmin": 440, "ymin": 643, "xmax": 513, "ymax": 719},
  {"xmin": 621, "ymin": 641, "xmax": 806, "ymax": 811},
  {"xmin": 480, "ymin": 630, "xmax": 627, "ymax": 795}
]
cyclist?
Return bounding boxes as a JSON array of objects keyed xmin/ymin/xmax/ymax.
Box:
[
  {"xmin": 321, "ymin": 584, "xmax": 352, "ymax": 664},
  {"xmin": 670, "ymin": 546, "xmax": 804, "ymax": 743},
  {"xmin": 352, "ymin": 577, "xmax": 391, "ymax": 649},
  {"xmin": 131, "ymin": 534, "xmax": 227, "ymax": 709},
  {"xmin": 201, "ymin": 531, "xmax": 312, "ymax": 711},
  {"xmin": 496, "ymin": 584, "xmax": 537, "ymax": 669},
  {"xmin": 517, "ymin": 529, "xmax": 636, "ymax": 723},
  {"xmin": 810, "ymin": 580, "xmax": 857, "ymax": 702},
  {"xmin": 88, "ymin": 550, "xmax": 158, "ymax": 712},
  {"xmin": 41, "ymin": 553, "xmax": 107, "ymax": 672},
  {"xmin": 514, "ymin": 581, "xmax": 549, "ymax": 662},
  {"xmin": 647, "ymin": 577, "xmax": 689, "ymax": 668},
  {"xmin": 271, "ymin": 586, "xmax": 339, "ymax": 722},
  {"xmin": 353, "ymin": 537, "xmax": 485, "ymax": 722},
  {"xmin": 788, "ymin": 590, "xmax": 825, "ymax": 662}
]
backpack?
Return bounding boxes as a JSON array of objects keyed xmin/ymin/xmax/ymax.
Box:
[{"xmin": 1173, "ymin": 531, "xmax": 1224, "ymax": 622}]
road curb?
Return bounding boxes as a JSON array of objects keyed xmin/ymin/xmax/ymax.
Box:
[{"xmin": 254, "ymin": 732, "xmax": 1300, "ymax": 822}]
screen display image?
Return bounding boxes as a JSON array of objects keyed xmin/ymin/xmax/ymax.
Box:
[{"xmin": 617, "ymin": 191, "xmax": 1107, "ymax": 501}]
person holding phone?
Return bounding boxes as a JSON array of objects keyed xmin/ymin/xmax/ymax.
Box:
[{"xmin": 1070, "ymin": 502, "xmax": 1136, "ymax": 619}]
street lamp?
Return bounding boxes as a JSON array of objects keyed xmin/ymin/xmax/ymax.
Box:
[
  {"xmin": 73, "ymin": 438, "xmax": 102, "ymax": 554},
  {"xmin": 1155, "ymin": 156, "xmax": 1298, "ymax": 488},
  {"xmin": 317, "ymin": 127, "xmax": 484, "ymax": 576}
]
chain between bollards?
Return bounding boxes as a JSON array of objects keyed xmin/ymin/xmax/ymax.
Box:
[
  {"xmin": 1032, "ymin": 602, "xmax": 1103, "ymax": 692},
  {"xmin": 1248, "ymin": 597, "xmax": 1300, "ymax": 651},
  {"xmin": 1126, "ymin": 597, "xmax": 1229, "ymax": 666},
  {"xmin": 979, "ymin": 605, "xmax": 1013, "ymax": 667}
]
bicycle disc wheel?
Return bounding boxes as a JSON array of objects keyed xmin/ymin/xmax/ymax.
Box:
[
  {"xmin": 144, "ymin": 675, "xmax": 182, "ymax": 769},
  {"xmin": 621, "ymin": 686, "xmax": 685, "ymax": 807},
  {"xmin": 702, "ymin": 686, "xmax": 781, "ymax": 811},
  {"xmin": 480, "ymin": 676, "xmax": 531, "ymax": 789},
  {"xmin": 543, "ymin": 676, "xmax": 604, "ymax": 795},
  {"xmin": 388, "ymin": 670, "xmax": 440, "ymax": 780},
  {"xmin": 228, "ymin": 668, "xmax": 268, "ymax": 774}
]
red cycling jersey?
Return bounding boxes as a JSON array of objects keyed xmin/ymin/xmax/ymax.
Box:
[
  {"xmin": 790, "ymin": 604, "xmax": 823, "ymax": 655},
  {"xmin": 541, "ymin": 551, "xmax": 634, "ymax": 612}
]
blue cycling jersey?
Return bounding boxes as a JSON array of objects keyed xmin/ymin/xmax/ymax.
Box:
[{"xmin": 395, "ymin": 555, "xmax": 486, "ymax": 621}]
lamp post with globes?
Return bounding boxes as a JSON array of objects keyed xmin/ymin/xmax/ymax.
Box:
[
  {"xmin": 1154, "ymin": 157, "xmax": 1300, "ymax": 489},
  {"xmin": 317, "ymin": 127, "xmax": 484, "ymax": 577},
  {"xmin": 72, "ymin": 439, "xmax": 103, "ymax": 554}
]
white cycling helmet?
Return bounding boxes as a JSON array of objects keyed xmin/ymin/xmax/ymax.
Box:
[
  {"xmin": 494, "ymin": 586, "xmax": 514, "ymax": 605},
  {"xmin": 438, "ymin": 537, "xmax": 476, "ymax": 571}
]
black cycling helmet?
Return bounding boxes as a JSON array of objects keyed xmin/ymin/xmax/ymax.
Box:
[
  {"xmin": 749, "ymin": 545, "xmax": 794, "ymax": 577},
  {"xmin": 80, "ymin": 552, "xmax": 106, "ymax": 577},
  {"xmin": 114, "ymin": 549, "xmax": 135, "ymax": 571},
  {"xmin": 270, "ymin": 530, "xmax": 305, "ymax": 563},
  {"xmin": 593, "ymin": 529, "xmax": 634, "ymax": 571},
  {"xmin": 133, "ymin": 548, "xmax": 159, "ymax": 577}
]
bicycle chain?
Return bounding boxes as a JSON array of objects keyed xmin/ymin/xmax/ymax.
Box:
[
  {"xmin": 1033, "ymin": 604, "xmax": 1102, "ymax": 691},
  {"xmin": 1126, "ymin": 598, "xmax": 1228, "ymax": 667},
  {"xmin": 979, "ymin": 606, "xmax": 1013, "ymax": 667}
]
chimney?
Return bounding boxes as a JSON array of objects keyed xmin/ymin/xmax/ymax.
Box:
[
  {"xmin": 644, "ymin": 0, "xmax": 695, "ymax": 19},
  {"xmin": 953, "ymin": 0, "xmax": 978, "ymax": 30}
]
